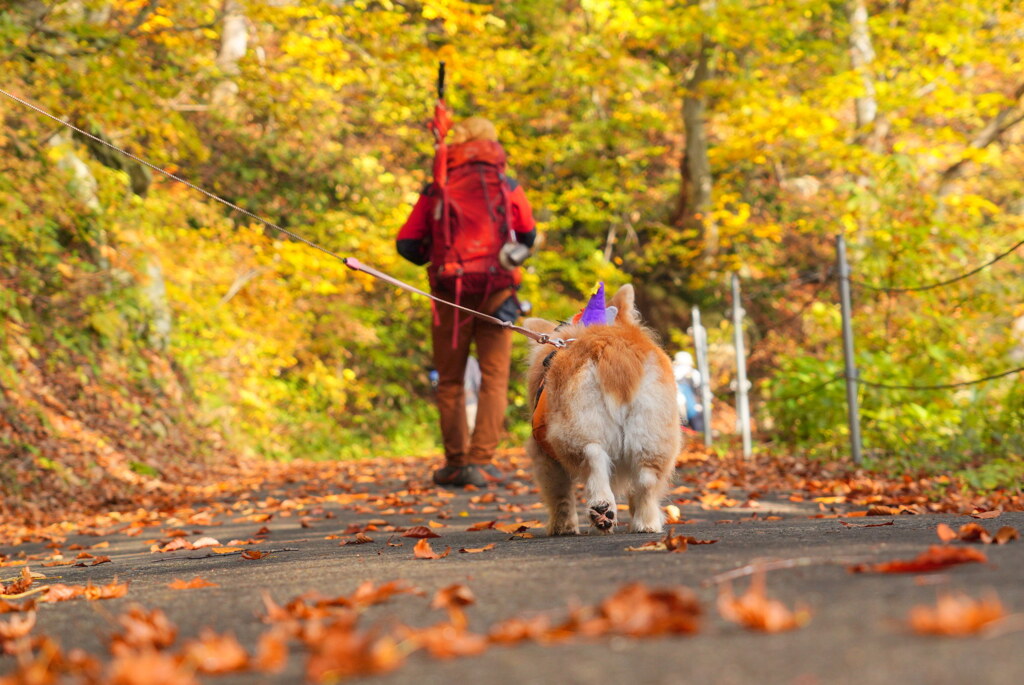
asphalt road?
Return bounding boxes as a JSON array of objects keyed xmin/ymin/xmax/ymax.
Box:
[{"xmin": 3, "ymin": 457, "xmax": 1023, "ymax": 685}]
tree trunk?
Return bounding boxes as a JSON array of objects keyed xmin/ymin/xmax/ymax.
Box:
[
  {"xmin": 673, "ymin": 37, "xmax": 716, "ymax": 257},
  {"xmin": 211, "ymin": 0, "xmax": 248, "ymax": 112},
  {"xmin": 846, "ymin": 0, "xmax": 877, "ymax": 140}
]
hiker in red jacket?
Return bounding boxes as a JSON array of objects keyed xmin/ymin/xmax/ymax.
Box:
[{"xmin": 397, "ymin": 116, "xmax": 537, "ymax": 487}]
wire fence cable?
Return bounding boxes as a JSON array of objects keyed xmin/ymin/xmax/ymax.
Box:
[{"xmin": 850, "ymin": 235, "xmax": 1024, "ymax": 293}]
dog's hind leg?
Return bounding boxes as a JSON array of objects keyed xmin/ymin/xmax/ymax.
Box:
[
  {"xmin": 582, "ymin": 443, "xmax": 616, "ymax": 532},
  {"xmin": 529, "ymin": 440, "xmax": 579, "ymax": 536},
  {"xmin": 628, "ymin": 465, "xmax": 666, "ymax": 533}
]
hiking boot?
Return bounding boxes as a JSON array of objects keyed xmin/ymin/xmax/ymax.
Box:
[
  {"xmin": 432, "ymin": 464, "xmax": 487, "ymax": 488},
  {"xmin": 472, "ymin": 463, "xmax": 507, "ymax": 485}
]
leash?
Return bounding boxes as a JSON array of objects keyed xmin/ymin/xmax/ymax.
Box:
[{"xmin": 0, "ymin": 87, "xmax": 567, "ymax": 349}]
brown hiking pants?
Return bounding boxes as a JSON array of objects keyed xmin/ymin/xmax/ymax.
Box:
[{"xmin": 431, "ymin": 291, "xmax": 512, "ymax": 467}]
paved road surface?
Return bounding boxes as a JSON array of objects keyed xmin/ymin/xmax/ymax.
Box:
[{"xmin": 3, "ymin": 455, "xmax": 1022, "ymax": 685}]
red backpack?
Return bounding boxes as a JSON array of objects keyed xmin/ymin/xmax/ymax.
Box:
[{"xmin": 427, "ymin": 139, "xmax": 519, "ymax": 297}]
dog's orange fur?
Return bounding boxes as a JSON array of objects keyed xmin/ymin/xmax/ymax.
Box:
[{"xmin": 524, "ymin": 284, "xmax": 680, "ymax": 535}]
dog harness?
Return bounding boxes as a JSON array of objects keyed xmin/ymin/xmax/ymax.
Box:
[{"xmin": 531, "ymin": 350, "xmax": 558, "ymax": 456}]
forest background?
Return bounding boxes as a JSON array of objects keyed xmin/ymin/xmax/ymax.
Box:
[{"xmin": 1, "ymin": 0, "xmax": 1022, "ymax": 518}]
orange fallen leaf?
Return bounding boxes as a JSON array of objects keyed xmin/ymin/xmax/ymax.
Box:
[
  {"xmin": 494, "ymin": 520, "xmax": 543, "ymax": 534},
  {"xmin": 600, "ymin": 583, "xmax": 702, "ymax": 636},
  {"xmin": 431, "ymin": 584, "xmax": 475, "ymax": 611},
  {"xmin": 413, "ymin": 539, "xmax": 451, "ymax": 560},
  {"xmin": 108, "ymin": 648, "xmax": 198, "ymax": 685},
  {"xmin": 38, "ymin": 584, "xmax": 83, "ymax": 603},
  {"xmin": 459, "ymin": 543, "xmax": 496, "ymax": 554},
  {"xmin": 168, "ymin": 577, "xmax": 219, "ymax": 590},
  {"xmin": 306, "ymin": 621, "xmax": 404, "ymax": 680},
  {"xmin": 153, "ymin": 538, "xmax": 193, "ymax": 553},
  {"xmin": 254, "ymin": 628, "xmax": 289, "ymax": 673},
  {"xmin": 40, "ymin": 560, "xmax": 74, "ymax": 568},
  {"xmin": 83, "ymin": 579, "xmax": 128, "ymax": 600},
  {"xmin": 339, "ymin": 532, "xmax": 374, "ymax": 545},
  {"xmin": 994, "ymin": 526, "xmax": 1020, "ymax": 544},
  {"xmin": 717, "ymin": 571, "xmax": 810, "ymax": 632},
  {"xmin": 467, "ymin": 520, "xmax": 496, "ymax": 531},
  {"xmin": 112, "ymin": 606, "xmax": 177, "ymax": 651},
  {"xmin": 401, "ymin": 526, "xmax": 441, "ymax": 539},
  {"xmin": 212, "ymin": 547, "xmax": 243, "ymax": 554},
  {"xmin": 488, "ymin": 615, "xmax": 552, "ymax": 644},
  {"xmin": 182, "ymin": 629, "xmax": 250, "ymax": 674},
  {"xmin": 908, "ymin": 592, "xmax": 1007, "ymax": 636},
  {"xmin": 625, "ymin": 528, "xmax": 717, "ymax": 553},
  {"xmin": 970, "ymin": 510, "xmax": 1002, "ymax": 520},
  {"xmin": 0, "ymin": 610, "xmax": 36, "ymax": 640},
  {"xmin": 848, "ymin": 545, "xmax": 987, "ymax": 574},
  {"xmin": 241, "ymin": 550, "xmax": 267, "ymax": 560},
  {"xmin": 936, "ymin": 523, "xmax": 958, "ymax": 543}
]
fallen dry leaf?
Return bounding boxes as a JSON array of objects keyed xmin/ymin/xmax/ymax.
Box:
[
  {"xmin": 107, "ymin": 647, "xmax": 199, "ymax": 685},
  {"xmin": 168, "ymin": 577, "xmax": 219, "ymax": 590},
  {"xmin": 459, "ymin": 543, "xmax": 496, "ymax": 554},
  {"xmin": 254, "ymin": 628, "xmax": 289, "ymax": 673},
  {"xmin": 401, "ymin": 526, "xmax": 441, "ymax": 539},
  {"xmin": 848, "ymin": 545, "xmax": 988, "ymax": 574},
  {"xmin": 908, "ymin": 592, "xmax": 1007, "ymax": 636},
  {"xmin": 241, "ymin": 550, "xmax": 267, "ymax": 560},
  {"xmin": 625, "ymin": 528, "xmax": 717, "ymax": 553},
  {"xmin": 413, "ymin": 539, "xmax": 451, "ymax": 560},
  {"xmin": 939, "ymin": 522, "xmax": 1020, "ymax": 545},
  {"xmin": 342, "ymin": 580, "xmax": 423, "ymax": 609},
  {"xmin": 339, "ymin": 533, "xmax": 374, "ymax": 546},
  {"xmin": 181, "ymin": 628, "xmax": 250, "ymax": 674},
  {"xmin": 111, "ymin": 606, "xmax": 177, "ymax": 651},
  {"xmin": 494, "ymin": 520, "xmax": 542, "ymax": 534},
  {"xmin": 38, "ymin": 584, "xmax": 83, "ymax": 603},
  {"xmin": 466, "ymin": 520, "xmax": 496, "ymax": 531},
  {"xmin": 487, "ymin": 615, "xmax": 552, "ymax": 644},
  {"xmin": 305, "ymin": 618, "xmax": 404, "ymax": 681},
  {"xmin": 599, "ymin": 583, "xmax": 702, "ymax": 636},
  {"xmin": 84, "ymin": 579, "xmax": 129, "ymax": 600},
  {"xmin": 970, "ymin": 510, "xmax": 1002, "ymax": 520},
  {"xmin": 0, "ymin": 610, "xmax": 36, "ymax": 641},
  {"xmin": 431, "ymin": 584, "xmax": 475, "ymax": 611},
  {"xmin": 717, "ymin": 572, "xmax": 810, "ymax": 632}
]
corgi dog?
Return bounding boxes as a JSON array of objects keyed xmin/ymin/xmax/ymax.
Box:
[{"xmin": 524, "ymin": 284, "xmax": 680, "ymax": 535}]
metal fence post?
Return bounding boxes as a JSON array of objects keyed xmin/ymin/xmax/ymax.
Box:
[
  {"xmin": 836, "ymin": 234, "xmax": 864, "ymax": 464},
  {"xmin": 691, "ymin": 306, "xmax": 713, "ymax": 449},
  {"xmin": 731, "ymin": 274, "xmax": 752, "ymax": 459}
]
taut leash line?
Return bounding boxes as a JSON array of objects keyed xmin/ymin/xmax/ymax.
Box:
[{"xmin": 0, "ymin": 87, "xmax": 565, "ymax": 348}]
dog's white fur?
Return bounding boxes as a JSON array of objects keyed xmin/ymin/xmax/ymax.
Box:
[{"xmin": 524, "ymin": 284, "xmax": 680, "ymax": 535}]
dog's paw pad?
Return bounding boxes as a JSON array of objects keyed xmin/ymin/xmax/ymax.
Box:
[{"xmin": 589, "ymin": 502, "xmax": 615, "ymax": 531}]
